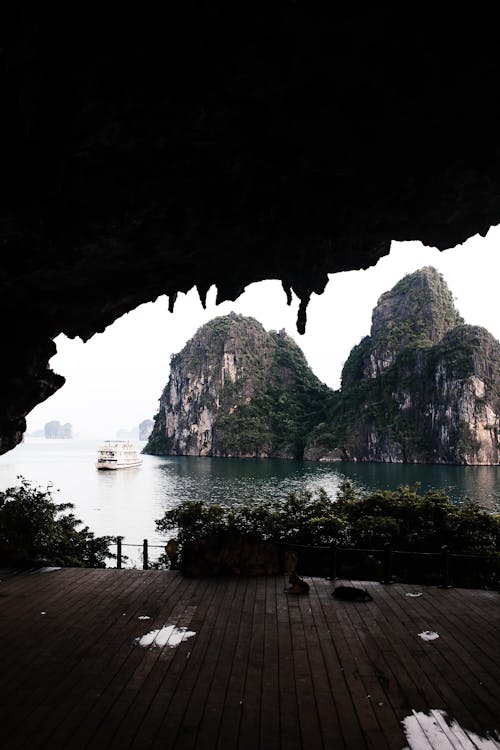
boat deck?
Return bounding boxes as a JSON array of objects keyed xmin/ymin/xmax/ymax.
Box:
[{"xmin": 0, "ymin": 568, "xmax": 498, "ymax": 749}]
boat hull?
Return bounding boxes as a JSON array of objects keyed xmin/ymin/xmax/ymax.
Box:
[{"xmin": 96, "ymin": 460, "xmax": 143, "ymax": 470}]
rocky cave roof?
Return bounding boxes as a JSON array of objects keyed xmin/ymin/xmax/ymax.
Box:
[{"xmin": 2, "ymin": 8, "xmax": 500, "ymax": 452}]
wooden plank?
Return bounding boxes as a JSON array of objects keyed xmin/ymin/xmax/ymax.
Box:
[
  {"xmin": 275, "ymin": 573, "xmax": 303, "ymax": 750},
  {"xmin": 127, "ymin": 578, "xmax": 217, "ymax": 749},
  {"xmin": 9, "ymin": 570, "xmax": 182, "ymax": 749},
  {"xmin": 400, "ymin": 711, "xmax": 434, "ymax": 750},
  {"xmin": 406, "ymin": 597, "xmax": 500, "ymax": 732},
  {"xmin": 1, "ymin": 568, "xmax": 131, "ymax": 747},
  {"xmin": 430, "ymin": 708, "xmax": 475, "ymax": 750},
  {"xmin": 189, "ymin": 576, "xmax": 250, "ymax": 750},
  {"xmin": 350, "ymin": 595, "xmax": 429, "ymax": 716},
  {"xmin": 317, "ymin": 580, "xmax": 392, "ymax": 750},
  {"xmin": 375, "ymin": 583, "xmax": 499, "ymax": 738},
  {"xmin": 0, "ymin": 567, "xmax": 97, "ymax": 654},
  {"xmin": 257, "ymin": 576, "xmax": 282, "ymax": 750},
  {"xmin": 14, "ymin": 571, "xmax": 184, "ymax": 750},
  {"xmin": 70, "ymin": 573, "xmax": 207, "ymax": 749},
  {"xmin": 87, "ymin": 574, "xmax": 206, "ymax": 749},
  {"xmin": 296, "ymin": 581, "xmax": 344, "ymax": 747},
  {"xmin": 150, "ymin": 576, "xmax": 232, "ymax": 748},
  {"xmin": 236, "ymin": 577, "xmax": 266, "ymax": 750},
  {"xmin": 445, "ymin": 585, "xmax": 500, "ymax": 628},
  {"xmin": 216, "ymin": 577, "xmax": 258, "ymax": 750},
  {"xmin": 308, "ymin": 578, "xmax": 368, "ymax": 749},
  {"xmin": 288, "ymin": 589, "xmax": 325, "ymax": 750},
  {"xmin": 413, "ymin": 708, "xmax": 459, "ymax": 750},
  {"xmin": 332, "ymin": 585, "xmax": 414, "ymax": 749},
  {"xmin": 329, "ymin": 591, "xmax": 395, "ymax": 749},
  {"xmin": 395, "ymin": 585, "xmax": 499, "ymax": 699},
  {"xmin": 170, "ymin": 578, "xmax": 244, "ymax": 750},
  {"xmin": 411, "ymin": 586, "xmax": 500, "ymax": 683},
  {"xmin": 1, "ymin": 571, "xmax": 500, "ymax": 750},
  {"xmin": 371, "ymin": 583, "xmax": 469, "ymax": 711}
]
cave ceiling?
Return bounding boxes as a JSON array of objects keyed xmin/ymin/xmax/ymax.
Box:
[{"xmin": 2, "ymin": 9, "xmax": 500, "ymax": 452}]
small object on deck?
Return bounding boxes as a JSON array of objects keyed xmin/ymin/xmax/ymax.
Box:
[
  {"xmin": 284, "ymin": 549, "xmax": 298, "ymax": 575},
  {"xmin": 165, "ymin": 538, "xmax": 179, "ymax": 569},
  {"xmin": 331, "ymin": 585, "xmax": 373, "ymax": 602},
  {"xmin": 166, "ymin": 539, "xmax": 178, "ymax": 559},
  {"xmin": 405, "ymin": 592, "xmax": 423, "ymax": 597},
  {"xmin": 284, "ymin": 571, "xmax": 310, "ymax": 594},
  {"xmin": 418, "ymin": 630, "xmax": 439, "ymax": 641}
]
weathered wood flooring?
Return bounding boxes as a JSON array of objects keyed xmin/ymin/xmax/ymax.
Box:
[{"xmin": 0, "ymin": 568, "xmax": 498, "ymax": 749}]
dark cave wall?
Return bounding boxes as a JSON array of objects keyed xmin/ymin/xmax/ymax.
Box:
[{"xmin": 2, "ymin": 8, "xmax": 500, "ymax": 452}]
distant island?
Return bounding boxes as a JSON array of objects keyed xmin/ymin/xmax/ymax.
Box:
[
  {"xmin": 144, "ymin": 268, "xmax": 500, "ymax": 465},
  {"xmin": 44, "ymin": 421, "xmax": 73, "ymax": 439},
  {"xmin": 116, "ymin": 419, "xmax": 154, "ymax": 441}
]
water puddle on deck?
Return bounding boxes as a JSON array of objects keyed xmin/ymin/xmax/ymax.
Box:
[
  {"xmin": 134, "ymin": 624, "xmax": 196, "ymax": 649},
  {"xmin": 402, "ymin": 709, "xmax": 500, "ymax": 749},
  {"xmin": 418, "ymin": 631, "xmax": 439, "ymax": 641}
]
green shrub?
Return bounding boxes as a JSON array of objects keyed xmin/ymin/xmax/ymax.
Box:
[
  {"xmin": 156, "ymin": 483, "xmax": 500, "ymax": 571},
  {"xmin": 0, "ymin": 477, "xmax": 114, "ymax": 567}
]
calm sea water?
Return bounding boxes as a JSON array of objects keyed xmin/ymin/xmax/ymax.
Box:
[{"xmin": 0, "ymin": 438, "xmax": 499, "ymax": 564}]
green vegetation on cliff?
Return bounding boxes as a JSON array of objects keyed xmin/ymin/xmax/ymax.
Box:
[
  {"xmin": 369, "ymin": 265, "xmax": 463, "ymax": 355},
  {"xmin": 216, "ymin": 331, "xmax": 337, "ymax": 457},
  {"xmin": 307, "ymin": 267, "xmax": 500, "ymax": 464},
  {"xmin": 145, "ymin": 313, "xmax": 336, "ymax": 459}
]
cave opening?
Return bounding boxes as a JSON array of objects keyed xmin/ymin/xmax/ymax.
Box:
[
  {"xmin": 22, "ymin": 231, "xmax": 500, "ymax": 443},
  {"xmin": 1, "ymin": 232, "xmax": 499, "ymax": 556}
]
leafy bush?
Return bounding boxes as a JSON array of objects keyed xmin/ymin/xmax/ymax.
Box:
[
  {"xmin": 155, "ymin": 482, "xmax": 500, "ymax": 572},
  {"xmin": 0, "ymin": 477, "xmax": 114, "ymax": 567},
  {"xmin": 335, "ymin": 482, "xmax": 500, "ymax": 554}
]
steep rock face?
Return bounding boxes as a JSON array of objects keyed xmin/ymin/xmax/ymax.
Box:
[
  {"xmin": 145, "ymin": 313, "xmax": 333, "ymax": 459},
  {"xmin": 365, "ymin": 267, "xmax": 463, "ymax": 378},
  {"xmin": 307, "ymin": 269, "xmax": 500, "ymax": 465}
]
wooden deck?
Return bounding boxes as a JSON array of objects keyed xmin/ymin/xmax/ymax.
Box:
[{"xmin": 0, "ymin": 568, "xmax": 498, "ymax": 749}]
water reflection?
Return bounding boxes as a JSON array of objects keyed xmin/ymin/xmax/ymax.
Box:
[
  {"xmin": 336, "ymin": 462, "xmax": 500, "ymax": 511},
  {"xmin": 152, "ymin": 456, "xmax": 500, "ymax": 512}
]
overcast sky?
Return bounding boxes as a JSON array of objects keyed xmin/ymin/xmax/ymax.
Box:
[{"xmin": 27, "ymin": 227, "xmax": 500, "ymax": 438}]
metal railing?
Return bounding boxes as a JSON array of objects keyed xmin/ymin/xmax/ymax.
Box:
[
  {"xmin": 110, "ymin": 537, "xmax": 499, "ymax": 588},
  {"xmin": 113, "ymin": 537, "xmax": 166, "ymax": 570},
  {"xmin": 283, "ymin": 542, "xmax": 500, "ymax": 589}
]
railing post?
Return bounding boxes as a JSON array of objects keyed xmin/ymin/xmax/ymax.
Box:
[
  {"xmin": 440, "ymin": 545, "xmax": 451, "ymax": 588},
  {"xmin": 382, "ymin": 543, "xmax": 393, "ymax": 584},
  {"xmin": 329, "ymin": 544, "xmax": 337, "ymax": 580},
  {"xmin": 143, "ymin": 539, "xmax": 149, "ymax": 570},
  {"xmin": 116, "ymin": 536, "xmax": 122, "ymax": 569}
]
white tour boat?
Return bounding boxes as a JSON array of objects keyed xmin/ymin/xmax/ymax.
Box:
[{"xmin": 96, "ymin": 440, "xmax": 143, "ymax": 470}]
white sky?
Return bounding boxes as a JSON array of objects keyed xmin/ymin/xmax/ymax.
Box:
[{"xmin": 27, "ymin": 227, "xmax": 500, "ymax": 438}]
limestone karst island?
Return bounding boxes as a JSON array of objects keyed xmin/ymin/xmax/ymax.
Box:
[{"xmin": 144, "ymin": 267, "xmax": 500, "ymax": 465}]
